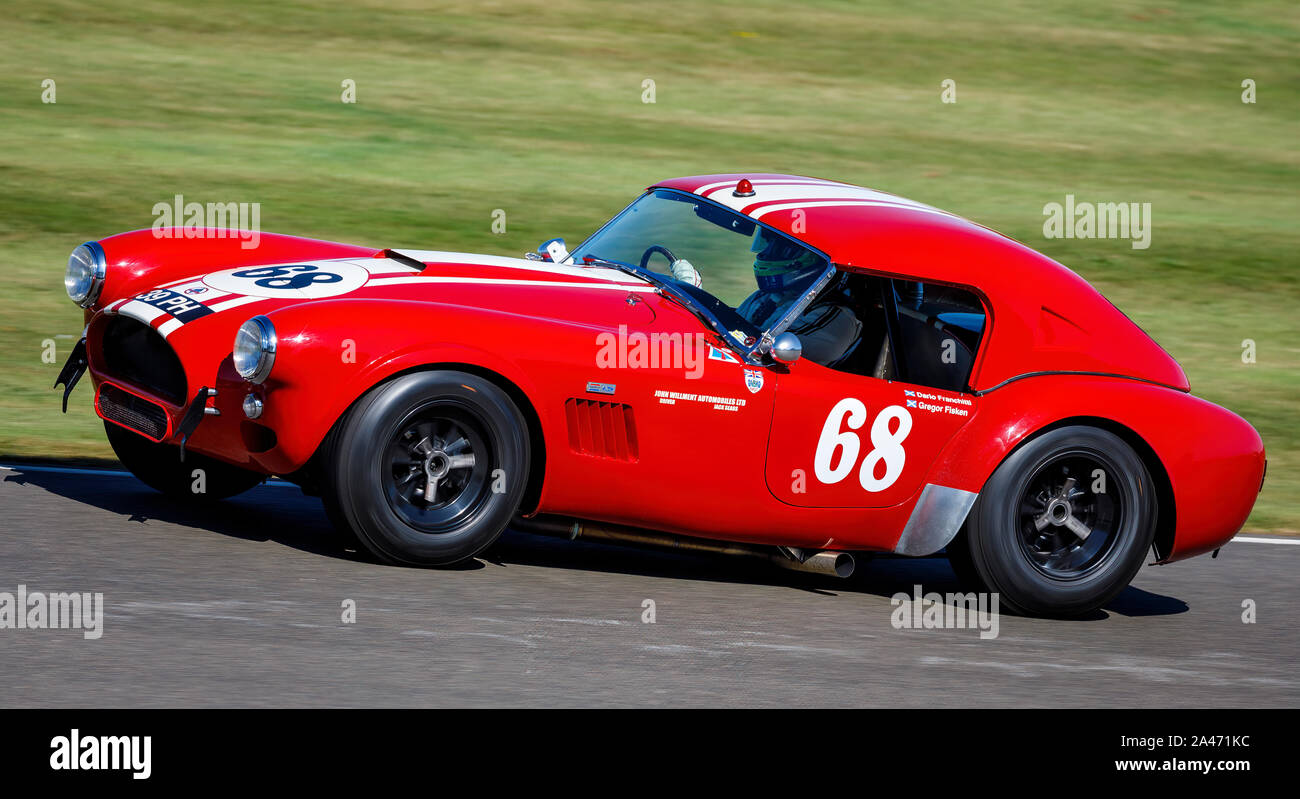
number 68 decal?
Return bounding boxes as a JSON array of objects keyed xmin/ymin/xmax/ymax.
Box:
[{"xmin": 814, "ymin": 398, "xmax": 913, "ymax": 491}]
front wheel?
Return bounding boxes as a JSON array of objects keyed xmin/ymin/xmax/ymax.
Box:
[
  {"xmin": 322, "ymin": 370, "xmax": 530, "ymax": 567},
  {"xmin": 957, "ymin": 426, "xmax": 1156, "ymax": 616}
]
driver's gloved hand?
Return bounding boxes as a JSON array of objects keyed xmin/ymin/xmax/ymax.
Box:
[{"xmin": 670, "ymin": 259, "xmax": 702, "ymax": 288}]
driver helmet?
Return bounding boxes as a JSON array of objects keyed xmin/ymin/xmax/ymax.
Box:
[{"xmin": 751, "ymin": 228, "xmax": 822, "ymax": 292}]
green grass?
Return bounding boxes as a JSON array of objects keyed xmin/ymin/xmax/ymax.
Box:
[{"xmin": 1, "ymin": 0, "xmax": 1296, "ymax": 529}]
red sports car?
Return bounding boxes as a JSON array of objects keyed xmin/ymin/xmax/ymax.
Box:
[{"xmin": 56, "ymin": 174, "xmax": 1265, "ymax": 615}]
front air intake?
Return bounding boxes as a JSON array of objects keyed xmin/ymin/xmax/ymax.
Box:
[
  {"xmin": 100, "ymin": 315, "xmax": 188, "ymax": 405},
  {"xmin": 97, "ymin": 382, "xmax": 171, "ymax": 441}
]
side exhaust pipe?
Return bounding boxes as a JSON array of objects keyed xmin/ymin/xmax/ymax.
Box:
[
  {"xmin": 512, "ymin": 516, "xmax": 854, "ymax": 579},
  {"xmin": 772, "ymin": 550, "xmax": 855, "ymax": 579}
]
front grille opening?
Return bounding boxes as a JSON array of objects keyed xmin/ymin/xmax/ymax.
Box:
[
  {"xmin": 101, "ymin": 315, "xmax": 187, "ymax": 405},
  {"xmin": 98, "ymin": 383, "xmax": 170, "ymax": 441}
]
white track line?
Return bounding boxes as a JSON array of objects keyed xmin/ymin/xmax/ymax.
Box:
[
  {"xmin": 0, "ymin": 463, "xmax": 296, "ymax": 487},
  {"xmin": 1232, "ymin": 536, "xmax": 1300, "ymax": 545}
]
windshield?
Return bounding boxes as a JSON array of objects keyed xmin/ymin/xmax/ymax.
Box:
[{"xmin": 571, "ymin": 189, "xmax": 831, "ymax": 347}]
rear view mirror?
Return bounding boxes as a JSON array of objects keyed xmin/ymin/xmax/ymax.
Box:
[
  {"xmin": 770, "ymin": 332, "xmax": 802, "ymax": 364},
  {"xmin": 532, "ymin": 237, "xmax": 569, "ymax": 263}
]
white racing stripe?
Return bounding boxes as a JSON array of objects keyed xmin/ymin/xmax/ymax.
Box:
[
  {"xmin": 719, "ymin": 184, "xmax": 932, "ymax": 208},
  {"xmin": 137, "ymin": 257, "xmax": 652, "ymax": 340},
  {"xmin": 326, "ymin": 257, "xmax": 423, "ymax": 277},
  {"xmin": 207, "ymin": 295, "xmax": 268, "ymax": 313},
  {"xmin": 687, "ymin": 179, "xmax": 956, "ymax": 221},
  {"xmin": 749, "ymin": 199, "xmax": 958, "ymax": 221},
  {"xmin": 117, "ymin": 299, "xmax": 168, "ymax": 325},
  {"xmin": 391, "ymin": 249, "xmax": 647, "ymax": 284},
  {"xmin": 110, "ymin": 257, "xmax": 422, "ymax": 339},
  {"xmin": 693, "ymin": 178, "xmax": 842, "ymax": 196},
  {"xmin": 156, "ymin": 318, "xmax": 184, "ymax": 337},
  {"xmin": 158, "ymin": 273, "xmax": 652, "ymax": 338}
]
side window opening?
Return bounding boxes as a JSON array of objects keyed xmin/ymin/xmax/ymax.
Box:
[
  {"xmin": 884, "ymin": 279, "xmax": 986, "ymax": 392},
  {"xmin": 815, "ymin": 272, "xmax": 891, "ymax": 376},
  {"xmin": 810, "ymin": 274, "xmax": 986, "ymax": 393}
]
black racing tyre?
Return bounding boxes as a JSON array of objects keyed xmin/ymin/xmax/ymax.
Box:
[
  {"xmin": 960, "ymin": 425, "xmax": 1156, "ymax": 617},
  {"xmin": 105, "ymin": 420, "xmax": 266, "ymax": 500},
  {"xmin": 322, "ymin": 370, "xmax": 530, "ymax": 567}
]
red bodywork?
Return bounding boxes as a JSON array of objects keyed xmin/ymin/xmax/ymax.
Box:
[{"xmin": 77, "ymin": 174, "xmax": 1264, "ymax": 564}]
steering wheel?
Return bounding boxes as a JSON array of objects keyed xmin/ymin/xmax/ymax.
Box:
[{"xmin": 638, "ymin": 245, "xmax": 677, "ymax": 271}]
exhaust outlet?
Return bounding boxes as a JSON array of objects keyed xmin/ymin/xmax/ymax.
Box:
[
  {"xmin": 512, "ymin": 516, "xmax": 854, "ymax": 579},
  {"xmin": 772, "ymin": 550, "xmax": 855, "ymax": 579}
]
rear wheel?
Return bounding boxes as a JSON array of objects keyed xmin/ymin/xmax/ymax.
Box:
[
  {"xmin": 322, "ymin": 370, "xmax": 530, "ymax": 566},
  {"xmin": 104, "ymin": 420, "xmax": 266, "ymax": 500},
  {"xmin": 957, "ymin": 426, "xmax": 1156, "ymax": 616}
]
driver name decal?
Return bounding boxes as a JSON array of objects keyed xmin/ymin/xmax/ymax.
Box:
[{"xmin": 903, "ymin": 387, "xmax": 971, "ymax": 417}]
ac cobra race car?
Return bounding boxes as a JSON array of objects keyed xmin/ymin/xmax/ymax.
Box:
[{"xmin": 55, "ymin": 174, "xmax": 1265, "ymax": 615}]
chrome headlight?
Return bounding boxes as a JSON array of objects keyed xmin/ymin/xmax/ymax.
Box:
[
  {"xmin": 233, "ymin": 316, "xmax": 276, "ymax": 383},
  {"xmin": 65, "ymin": 241, "xmax": 106, "ymax": 307}
]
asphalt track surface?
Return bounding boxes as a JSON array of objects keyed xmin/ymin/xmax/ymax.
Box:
[{"xmin": 1, "ymin": 463, "xmax": 1295, "ymax": 708}]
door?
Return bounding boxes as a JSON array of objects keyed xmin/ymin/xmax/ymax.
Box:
[
  {"xmin": 764, "ymin": 276, "xmax": 987, "ymax": 508},
  {"xmin": 765, "ymin": 363, "xmax": 977, "ymax": 508}
]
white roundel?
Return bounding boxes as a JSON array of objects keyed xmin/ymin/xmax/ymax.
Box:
[{"xmin": 203, "ymin": 260, "xmax": 370, "ymax": 299}]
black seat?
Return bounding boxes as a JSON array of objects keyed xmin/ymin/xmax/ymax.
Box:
[
  {"xmin": 894, "ymin": 307, "xmax": 974, "ymax": 392},
  {"xmin": 835, "ymin": 275, "xmax": 889, "ymax": 377}
]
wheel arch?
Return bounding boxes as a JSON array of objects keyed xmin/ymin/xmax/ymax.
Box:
[
  {"xmin": 981, "ymin": 415, "xmax": 1176, "ymax": 562},
  {"xmin": 298, "ymin": 361, "xmax": 548, "ymax": 515}
]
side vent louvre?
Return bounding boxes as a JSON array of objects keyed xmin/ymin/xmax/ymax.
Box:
[{"xmin": 564, "ymin": 398, "xmax": 639, "ymax": 462}]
